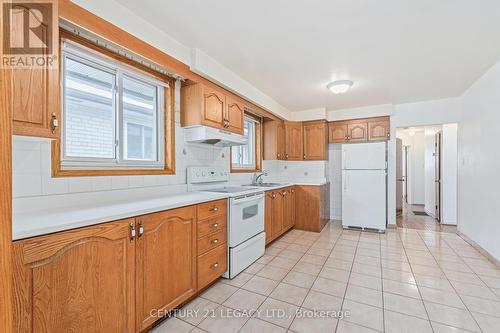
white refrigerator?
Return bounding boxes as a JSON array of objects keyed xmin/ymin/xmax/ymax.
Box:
[{"xmin": 342, "ymin": 142, "xmax": 387, "ymax": 232}]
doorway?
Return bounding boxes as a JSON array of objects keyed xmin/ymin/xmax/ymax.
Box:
[{"xmin": 395, "ymin": 124, "xmax": 457, "ymax": 231}]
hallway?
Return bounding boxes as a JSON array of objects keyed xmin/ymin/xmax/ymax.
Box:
[{"xmin": 397, "ymin": 203, "xmax": 457, "ymax": 233}]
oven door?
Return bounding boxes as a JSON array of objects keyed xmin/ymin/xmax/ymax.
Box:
[{"xmin": 229, "ymin": 193, "xmax": 264, "ymax": 247}]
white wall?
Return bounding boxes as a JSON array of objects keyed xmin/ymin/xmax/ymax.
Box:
[
  {"xmin": 328, "ymin": 144, "xmax": 342, "ymax": 220},
  {"xmin": 441, "ymin": 123, "xmax": 458, "ymax": 225},
  {"xmin": 424, "ymin": 127, "xmax": 438, "ymax": 217},
  {"xmin": 327, "ymin": 104, "xmax": 393, "ymax": 121},
  {"xmin": 290, "ymin": 108, "xmax": 327, "ymax": 121},
  {"xmin": 396, "ymin": 131, "xmax": 425, "ymax": 205},
  {"xmin": 387, "ymin": 97, "xmax": 462, "ymax": 225},
  {"xmin": 459, "ymin": 59, "xmax": 500, "ymax": 259}
]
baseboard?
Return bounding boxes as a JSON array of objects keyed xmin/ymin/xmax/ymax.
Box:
[
  {"xmin": 387, "ymin": 224, "xmax": 397, "ymax": 229},
  {"xmin": 457, "ymin": 230, "xmax": 500, "ymax": 268}
]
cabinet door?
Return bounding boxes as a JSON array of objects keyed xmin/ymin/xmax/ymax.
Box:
[
  {"xmin": 11, "ymin": 4, "xmax": 59, "ymax": 138},
  {"xmin": 347, "ymin": 121, "xmax": 368, "ymax": 142},
  {"xmin": 12, "ymin": 220, "xmax": 135, "ymax": 333},
  {"xmin": 265, "ymin": 191, "xmax": 275, "ymax": 244},
  {"xmin": 303, "ymin": 121, "xmax": 328, "ymax": 160},
  {"xmin": 368, "ymin": 118, "xmax": 390, "ymax": 141},
  {"xmin": 282, "ymin": 188, "xmax": 295, "ymax": 229},
  {"xmin": 284, "ymin": 121, "xmax": 303, "ymax": 160},
  {"xmin": 290, "ymin": 187, "xmax": 296, "ymax": 227},
  {"xmin": 201, "ymin": 86, "xmax": 225, "ymax": 129},
  {"xmin": 277, "ymin": 122, "xmax": 285, "ymax": 159},
  {"xmin": 328, "ymin": 122, "xmax": 348, "ymax": 143},
  {"xmin": 225, "ymin": 95, "xmax": 244, "ymax": 134},
  {"xmin": 135, "ymin": 207, "xmax": 197, "ymax": 331},
  {"xmin": 272, "ymin": 191, "xmax": 284, "ymax": 237}
]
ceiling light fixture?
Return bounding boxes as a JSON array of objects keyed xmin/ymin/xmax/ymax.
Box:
[{"xmin": 327, "ymin": 80, "xmax": 353, "ymax": 94}]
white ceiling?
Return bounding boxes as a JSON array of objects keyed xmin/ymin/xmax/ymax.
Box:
[{"xmin": 114, "ymin": 0, "xmax": 500, "ymax": 112}]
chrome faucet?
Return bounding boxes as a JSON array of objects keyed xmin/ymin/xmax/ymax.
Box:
[{"xmin": 253, "ymin": 170, "xmax": 268, "ymax": 184}]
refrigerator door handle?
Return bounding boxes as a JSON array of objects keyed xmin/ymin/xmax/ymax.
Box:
[{"xmin": 343, "ymin": 172, "xmax": 348, "ymax": 192}]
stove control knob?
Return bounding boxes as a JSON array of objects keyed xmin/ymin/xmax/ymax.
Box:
[{"xmin": 202, "ymin": 171, "xmax": 206, "ymax": 176}]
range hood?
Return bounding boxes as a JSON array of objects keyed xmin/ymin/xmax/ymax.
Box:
[{"xmin": 184, "ymin": 125, "xmax": 248, "ymax": 147}]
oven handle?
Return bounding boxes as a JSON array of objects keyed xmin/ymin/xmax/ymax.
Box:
[{"xmin": 232, "ymin": 194, "xmax": 264, "ymax": 205}]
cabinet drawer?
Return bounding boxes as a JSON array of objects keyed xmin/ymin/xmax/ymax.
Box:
[
  {"xmin": 198, "ymin": 228, "xmax": 227, "ymax": 255},
  {"xmin": 198, "ymin": 243, "xmax": 227, "ymax": 290},
  {"xmin": 197, "ymin": 199, "xmax": 227, "ymax": 220},
  {"xmin": 197, "ymin": 215, "xmax": 227, "ymax": 238}
]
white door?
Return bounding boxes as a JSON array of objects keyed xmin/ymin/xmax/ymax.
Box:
[
  {"xmin": 342, "ymin": 169, "xmax": 386, "ymax": 230},
  {"xmin": 396, "ymin": 138, "xmax": 403, "ymax": 214},
  {"xmin": 342, "ymin": 142, "xmax": 386, "ymax": 170}
]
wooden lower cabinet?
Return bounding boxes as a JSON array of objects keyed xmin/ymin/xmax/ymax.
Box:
[
  {"xmin": 135, "ymin": 207, "xmax": 197, "ymax": 332},
  {"xmin": 12, "ymin": 200, "xmax": 228, "ymax": 333},
  {"xmin": 295, "ymin": 184, "xmax": 331, "ymax": 232},
  {"xmin": 12, "ymin": 219, "xmax": 136, "ymax": 333},
  {"xmin": 265, "ymin": 186, "xmax": 295, "ymax": 245}
]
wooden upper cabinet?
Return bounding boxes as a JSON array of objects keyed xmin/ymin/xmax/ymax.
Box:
[
  {"xmin": 263, "ymin": 120, "xmax": 285, "ymax": 160},
  {"xmin": 284, "ymin": 121, "xmax": 303, "ymax": 160},
  {"xmin": 329, "ymin": 122, "xmax": 348, "ymax": 143},
  {"xmin": 12, "ymin": 219, "xmax": 135, "ymax": 333},
  {"xmin": 11, "ymin": 4, "xmax": 60, "ymax": 138},
  {"xmin": 368, "ymin": 117, "xmax": 390, "ymax": 141},
  {"xmin": 347, "ymin": 121, "xmax": 368, "ymax": 142},
  {"xmin": 328, "ymin": 116, "xmax": 390, "ymax": 144},
  {"xmin": 135, "ymin": 206, "xmax": 197, "ymax": 331},
  {"xmin": 303, "ymin": 120, "xmax": 328, "ymax": 160},
  {"xmin": 181, "ymin": 83, "xmax": 244, "ymax": 134},
  {"xmin": 202, "ymin": 86, "xmax": 225, "ymax": 129},
  {"xmin": 225, "ymin": 95, "xmax": 244, "ymax": 134}
]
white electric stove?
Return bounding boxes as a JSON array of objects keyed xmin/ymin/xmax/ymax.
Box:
[{"xmin": 187, "ymin": 166, "xmax": 265, "ymax": 279}]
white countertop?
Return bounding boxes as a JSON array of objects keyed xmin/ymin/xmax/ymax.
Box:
[
  {"xmin": 13, "ymin": 179, "xmax": 329, "ymax": 240},
  {"xmin": 13, "ymin": 191, "xmax": 229, "ymax": 240}
]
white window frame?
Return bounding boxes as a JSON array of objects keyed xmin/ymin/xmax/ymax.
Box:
[
  {"xmin": 231, "ymin": 116, "xmax": 258, "ymax": 170},
  {"xmin": 60, "ymin": 39, "xmax": 166, "ymax": 170}
]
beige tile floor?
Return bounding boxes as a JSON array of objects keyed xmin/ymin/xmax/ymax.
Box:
[{"xmin": 150, "ymin": 221, "xmax": 500, "ymax": 333}]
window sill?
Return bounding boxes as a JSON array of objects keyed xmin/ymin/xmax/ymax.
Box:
[
  {"xmin": 52, "ymin": 140, "xmax": 175, "ymax": 177},
  {"xmin": 230, "ymin": 168, "xmax": 260, "ymax": 174}
]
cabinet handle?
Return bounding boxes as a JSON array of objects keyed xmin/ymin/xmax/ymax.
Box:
[
  {"xmin": 303, "ymin": 154, "xmax": 306, "ymax": 160},
  {"xmin": 211, "ymin": 239, "xmax": 219, "ymax": 244},
  {"xmin": 209, "ymin": 206, "xmax": 219, "ymax": 212},
  {"xmin": 291, "ymin": 189, "xmax": 295, "ymax": 193},
  {"xmin": 272, "ymin": 193, "xmax": 276, "ymax": 199},
  {"xmin": 51, "ymin": 113, "xmax": 58, "ymax": 134},
  {"xmin": 138, "ymin": 222, "xmax": 144, "ymax": 238},
  {"xmin": 277, "ymin": 153, "xmax": 280, "ymax": 159},
  {"xmin": 387, "ymin": 132, "xmax": 390, "ymax": 138},
  {"xmin": 285, "ymin": 154, "xmax": 289, "ymax": 159},
  {"xmin": 130, "ymin": 223, "xmax": 136, "ymax": 240},
  {"xmin": 212, "ymin": 262, "xmax": 219, "ymax": 269},
  {"xmin": 212, "ymin": 223, "xmax": 219, "ymax": 228}
]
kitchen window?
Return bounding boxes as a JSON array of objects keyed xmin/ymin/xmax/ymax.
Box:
[
  {"xmin": 231, "ymin": 115, "xmax": 262, "ymax": 172},
  {"xmin": 55, "ymin": 37, "xmax": 174, "ymax": 174}
]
